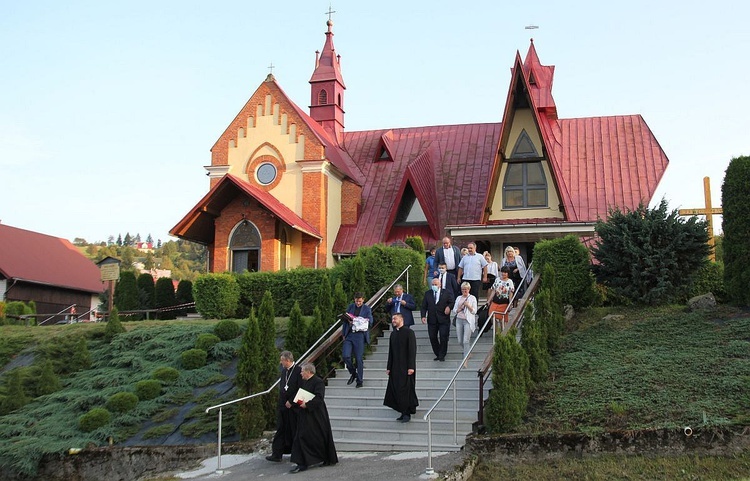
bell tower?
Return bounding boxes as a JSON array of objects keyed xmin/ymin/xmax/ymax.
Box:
[{"xmin": 309, "ymin": 17, "xmax": 346, "ymax": 142}]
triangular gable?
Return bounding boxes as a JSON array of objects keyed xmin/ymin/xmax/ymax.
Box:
[
  {"xmin": 373, "ymin": 130, "xmax": 395, "ymax": 162},
  {"xmin": 170, "ymin": 174, "xmax": 322, "ymax": 245},
  {"xmin": 510, "ymin": 129, "xmax": 540, "ymax": 158},
  {"xmin": 484, "ymin": 48, "xmax": 576, "ymax": 222},
  {"xmin": 384, "ymin": 145, "xmax": 441, "ymax": 241}
]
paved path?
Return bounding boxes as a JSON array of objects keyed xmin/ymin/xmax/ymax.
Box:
[{"xmin": 170, "ymin": 450, "xmax": 468, "ymax": 480}]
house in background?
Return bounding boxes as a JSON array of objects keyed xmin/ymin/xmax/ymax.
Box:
[
  {"xmin": 171, "ymin": 19, "xmax": 668, "ymax": 273},
  {"xmin": 0, "ymin": 223, "xmax": 104, "ymax": 323}
]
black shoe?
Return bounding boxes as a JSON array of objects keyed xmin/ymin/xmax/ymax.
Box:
[
  {"xmin": 433, "ymin": 357, "xmax": 440, "ymax": 361},
  {"xmin": 438, "ymin": 358, "xmax": 445, "ymax": 362},
  {"xmin": 400, "ymin": 414, "xmax": 411, "ymax": 423},
  {"xmin": 347, "ymin": 373, "xmax": 356, "ymax": 385},
  {"xmin": 265, "ymin": 455, "xmax": 282, "ymax": 462},
  {"xmin": 396, "ymin": 414, "xmax": 404, "ymax": 421},
  {"xmin": 290, "ymin": 465, "xmax": 307, "ymax": 473},
  {"xmin": 356, "ymin": 382, "xmax": 363, "ymax": 388}
]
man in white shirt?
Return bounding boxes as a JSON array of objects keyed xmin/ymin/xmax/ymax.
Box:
[
  {"xmin": 457, "ymin": 242, "xmax": 488, "ymax": 301},
  {"xmin": 435, "ymin": 237, "xmax": 461, "ymax": 278}
]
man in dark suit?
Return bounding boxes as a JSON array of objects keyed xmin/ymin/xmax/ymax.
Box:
[
  {"xmin": 435, "ymin": 262, "xmax": 460, "ymax": 298},
  {"xmin": 435, "ymin": 237, "xmax": 462, "ymax": 278},
  {"xmin": 385, "ymin": 284, "xmax": 416, "ymax": 328},
  {"xmin": 420, "ymin": 277, "xmax": 454, "ymax": 361},
  {"xmin": 343, "ymin": 293, "xmax": 373, "ymax": 388}
]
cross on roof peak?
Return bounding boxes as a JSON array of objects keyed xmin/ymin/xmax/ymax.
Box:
[{"xmin": 326, "ymin": 5, "xmax": 336, "ymax": 22}]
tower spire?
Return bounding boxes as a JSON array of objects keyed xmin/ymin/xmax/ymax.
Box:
[{"xmin": 309, "ymin": 13, "xmax": 346, "ymax": 142}]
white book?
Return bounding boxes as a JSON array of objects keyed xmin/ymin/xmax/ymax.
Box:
[{"xmin": 293, "ymin": 387, "xmax": 315, "ymax": 404}]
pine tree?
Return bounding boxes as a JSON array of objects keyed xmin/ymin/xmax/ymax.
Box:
[
  {"xmin": 257, "ymin": 291, "xmax": 280, "ymax": 429},
  {"xmin": 306, "ymin": 306, "xmax": 324, "ymax": 352},
  {"xmin": 351, "ymin": 256, "xmax": 367, "ymax": 297},
  {"xmin": 521, "ymin": 308, "xmax": 549, "ymax": 384},
  {"xmin": 123, "ymin": 232, "xmax": 133, "ymax": 246},
  {"xmin": 235, "ymin": 309, "xmax": 265, "ymax": 439},
  {"xmin": 722, "ymin": 155, "xmax": 750, "ymax": 306},
  {"xmin": 155, "ymin": 277, "xmax": 177, "ymax": 319},
  {"xmin": 116, "ymin": 234, "xmax": 123, "ymax": 246},
  {"xmin": 285, "ymin": 301, "xmax": 307, "ymax": 360},
  {"xmin": 0, "ymin": 370, "xmax": 30, "ymax": 414},
  {"xmin": 146, "ymin": 233, "xmax": 154, "ymax": 244},
  {"xmin": 175, "ymin": 280, "xmax": 194, "ymax": 315},
  {"xmin": 486, "ymin": 328, "xmax": 530, "ymax": 432},
  {"xmin": 36, "ymin": 359, "xmax": 61, "ymax": 396}
]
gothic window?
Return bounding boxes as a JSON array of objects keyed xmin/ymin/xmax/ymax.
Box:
[
  {"xmin": 318, "ymin": 89, "xmax": 328, "ymax": 105},
  {"xmin": 510, "ymin": 129, "xmax": 540, "ymax": 159},
  {"xmin": 503, "ymin": 162, "xmax": 548, "ymax": 209},
  {"xmin": 230, "ymin": 221, "xmax": 261, "ymax": 273}
]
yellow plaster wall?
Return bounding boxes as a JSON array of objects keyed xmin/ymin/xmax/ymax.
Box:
[
  {"xmin": 489, "ymin": 108, "xmax": 563, "ymax": 220},
  {"xmin": 227, "ymin": 94, "xmax": 307, "ymax": 213},
  {"xmin": 326, "ymin": 172, "xmax": 343, "ymax": 267}
]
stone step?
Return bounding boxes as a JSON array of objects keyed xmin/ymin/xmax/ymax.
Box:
[
  {"xmin": 332, "ymin": 436, "xmax": 463, "ymax": 452},
  {"xmin": 327, "ymin": 403, "xmax": 478, "ymax": 421},
  {"xmin": 331, "ymin": 424, "xmax": 470, "ymax": 445}
]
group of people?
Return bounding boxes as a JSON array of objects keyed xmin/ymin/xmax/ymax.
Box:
[{"xmin": 267, "ymin": 239, "xmax": 528, "ymax": 471}]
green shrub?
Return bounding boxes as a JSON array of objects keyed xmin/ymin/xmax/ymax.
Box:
[
  {"xmin": 79, "ymin": 407, "xmax": 112, "ymax": 432},
  {"xmin": 722, "ymin": 155, "xmax": 750, "ymax": 306},
  {"xmin": 137, "ymin": 273, "xmax": 155, "ymax": 310},
  {"xmin": 135, "ymin": 379, "xmax": 162, "ymax": 401},
  {"xmin": 404, "ymin": 236, "xmax": 425, "ymax": 253},
  {"xmin": 592, "ymin": 200, "xmax": 710, "ymax": 305},
  {"xmin": 195, "ymin": 333, "xmax": 221, "ymax": 351},
  {"xmin": 35, "ymin": 360, "xmax": 61, "ymax": 396},
  {"xmin": 284, "ymin": 301, "xmax": 307, "ymax": 359},
  {"xmin": 155, "ymin": 277, "xmax": 177, "ymax": 320},
  {"xmin": 142, "ymin": 423, "xmax": 176, "ymax": 439},
  {"xmin": 151, "ymin": 366, "xmax": 180, "ymax": 384},
  {"xmin": 3, "ymin": 301, "xmax": 35, "ymax": 325},
  {"xmin": 213, "ymin": 320, "xmax": 241, "ymax": 341},
  {"xmin": 114, "ymin": 270, "xmax": 140, "ymax": 314},
  {"xmin": 688, "ymin": 261, "xmax": 726, "ymax": 301},
  {"xmin": 105, "ymin": 391, "xmax": 139, "ymax": 413},
  {"xmin": 181, "ymin": 349, "xmax": 207, "ymax": 370},
  {"xmin": 533, "ymin": 235, "xmax": 597, "ymax": 309},
  {"xmin": 193, "ymin": 273, "xmax": 240, "ymax": 319}
]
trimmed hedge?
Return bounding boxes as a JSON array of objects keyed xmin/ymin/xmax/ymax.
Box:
[
  {"xmin": 135, "ymin": 380, "xmax": 162, "ymax": 401},
  {"xmin": 105, "ymin": 392, "xmax": 139, "ymax": 413},
  {"xmin": 533, "ymin": 235, "xmax": 597, "ymax": 309},
  {"xmin": 181, "ymin": 349, "xmax": 207, "ymax": 370},
  {"xmin": 213, "ymin": 320, "xmax": 241, "ymax": 341},
  {"xmin": 151, "ymin": 366, "xmax": 180, "ymax": 384},
  {"xmin": 193, "ymin": 273, "xmax": 239, "ymax": 319},
  {"xmin": 79, "ymin": 407, "xmax": 112, "ymax": 432},
  {"xmin": 195, "ymin": 333, "xmax": 221, "ymax": 351}
]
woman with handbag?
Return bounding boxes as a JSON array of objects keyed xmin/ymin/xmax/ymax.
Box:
[
  {"xmin": 452, "ymin": 282, "xmax": 477, "ymax": 367},
  {"xmin": 489, "ymin": 266, "xmax": 515, "ymax": 326}
]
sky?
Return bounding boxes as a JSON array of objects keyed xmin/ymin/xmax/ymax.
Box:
[{"xmin": 1, "ymin": 0, "xmax": 747, "ymax": 244}]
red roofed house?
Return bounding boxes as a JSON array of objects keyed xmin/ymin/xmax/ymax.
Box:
[
  {"xmin": 0, "ymin": 223, "xmax": 104, "ymax": 323},
  {"xmin": 171, "ymin": 19, "xmax": 668, "ymax": 273}
]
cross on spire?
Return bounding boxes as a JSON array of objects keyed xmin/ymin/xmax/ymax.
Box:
[
  {"xmin": 325, "ymin": 4, "xmax": 336, "ymax": 21},
  {"xmin": 268, "ymin": 62, "xmax": 275, "ymax": 74}
]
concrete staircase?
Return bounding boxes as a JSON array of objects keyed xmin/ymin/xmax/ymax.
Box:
[{"xmin": 326, "ymin": 318, "xmax": 494, "ymax": 452}]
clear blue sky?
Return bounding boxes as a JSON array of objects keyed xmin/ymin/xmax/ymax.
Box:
[{"xmin": 1, "ymin": 0, "xmax": 747, "ymax": 243}]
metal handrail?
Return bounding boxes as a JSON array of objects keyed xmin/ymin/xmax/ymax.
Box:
[
  {"xmin": 38, "ymin": 304, "xmax": 78, "ymax": 326},
  {"xmin": 422, "ymin": 262, "xmax": 536, "ymax": 476},
  {"xmin": 203, "ymin": 264, "xmax": 413, "ymax": 475}
]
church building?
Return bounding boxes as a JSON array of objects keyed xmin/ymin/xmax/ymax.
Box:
[{"xmin": 171, "ymin": 19, "xmax": 668, "ymax": 273}]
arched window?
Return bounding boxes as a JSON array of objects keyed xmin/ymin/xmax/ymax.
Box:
[
  {"xmin": 230, "ymin": 221, "xmax": 261, "ymax": 273},
  {"xmin": 318, "ymin": 89, "xmax": 328, "ymax": 105}
]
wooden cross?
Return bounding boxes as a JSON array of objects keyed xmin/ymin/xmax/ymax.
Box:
[{"xmin": 678, "ymin": 176, "xmax": 723, "ymax": 261}]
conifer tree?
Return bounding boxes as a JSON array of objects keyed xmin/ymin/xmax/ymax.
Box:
[
  {"xmin": 285, "ymin": 301, "xmax": 307, "ymax": 360},
  {"xmin": 0, "ymin": 369, "xmax": 30, "ymax": 414},
  {"xmin": 722, "ymin": 155, "xmax": 750, "ymax": 306},
  {"xmin": 521, "ymin": 306, "xmax": 549, "ymax": 384},
  {"xmin": 351, "ymin": 256, "xmax": 367, "ymax": 297},
  {"xmin": 333, "ymin": 280, "xmax": 348, "ymax": 317},
  {"xmin": 318, "ymin": 272, "xmax": 334, "ymax": 327},
  {"xmin": 104, "ymin": 307, "xmax": 126, "ymax": 342},
  {"xmin": 486, "ymin": 327, "xmax": 530, "ymax": 432},
  {"xmin": 36, "ymin": 359, "xmax": 61, "ymax": 396},
  {"xmin": 306, "ymin": 306, "xmax": 324, "ymax": 353},
  {"xmin": 257, "ymin": 291, "xmax": 279, "ymax": 428},
  {"xmin": 114, "ymin": 271, "xmax": 139, "ymax": 314},
  {"xmin": 235, "ymin": 308, "xmax": 265, "ymax": 439},
  {"xmin": 155, "ymin": 277, "xmax": 177, "ymax": 319},
  {"xmin": 175, "ymin": 280, "xmax": 194, "ymax": 316},
  {"xmin": 137, "ymin": 273, "xmax": 155, "ymax": 310}
]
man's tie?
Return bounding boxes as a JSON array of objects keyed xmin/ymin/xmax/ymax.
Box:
[
  {"xmin": 396, "ymin": 296, "xmax": 401, "ymax": 313},
  {"xmin": 434, "ymin": 290, "xmax": 439, "ymax": 303},
  {"xmin": 440, "ymin": 274, "xmax": 445, "ymax": 288}
]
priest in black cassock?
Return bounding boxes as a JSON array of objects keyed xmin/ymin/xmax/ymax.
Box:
[
  {"xmin": 383, "ymin": 313, "xmax": 419, "ymax": 423},
  {"xmin": 289, "ymin": 362, "xmax": 338, "ymax": 474},
  {"xmin": 266, "ymin": 351, "xmax": 302, "ymax": 462}
]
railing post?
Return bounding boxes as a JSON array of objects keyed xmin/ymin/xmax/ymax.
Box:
[
  {"xmin": 453, "ymin": 382, "xmax": 457, "ymax": 444},
  {"xmin": 425, "ymin": 417, "xmax": 434, "ymax": 476},
  {"xmin": 215, "ymin": 408, "xmax": 224, "ymax": 475},
  {"xmin": 478, "ymin": 371, "xmax": 484, "ymax": 424}
]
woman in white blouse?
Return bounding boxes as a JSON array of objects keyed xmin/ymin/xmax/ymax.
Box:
[{"xmin": 452, "ymin": 282, "xmax": 478, "ymax": 367}]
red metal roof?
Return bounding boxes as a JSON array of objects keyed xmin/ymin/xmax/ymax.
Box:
[
  {"xmin": 170, "ymin": 174, "xmax": 322, "ymax": 244},
  {"xmin": 0, "ymin": 224, "xmax": 103, "ymax": 293}
]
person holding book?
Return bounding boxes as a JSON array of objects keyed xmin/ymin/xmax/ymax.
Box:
[
  {"xmin": 289, "ymin": 362, "xmax": 338, "ymax": 473},
  {"xmin": 342, "ymin": 292, "xmax": 373, "ymax": 388}
]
